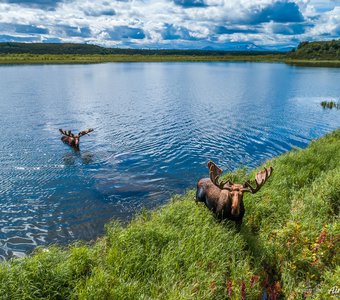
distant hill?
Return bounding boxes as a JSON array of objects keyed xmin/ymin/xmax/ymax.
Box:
[
  {"xmin": 289, "ymin": 39, "xmax": 340, "ymax": 60},
  {"xmin": 0, "ymin": 42, "xmax": 278, "ymax": 56},
  {"xmin": 202, "ymin": 42, "xmax": 266, "ymax": 51}
]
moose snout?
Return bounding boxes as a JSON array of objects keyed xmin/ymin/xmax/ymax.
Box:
[
  {"xmin": 230, "ymin": 191, "xmax": 242, "ymax": 216},
  {"xmin": 231, "ymin": 203, "xmax": 240, "ymax": 216}
]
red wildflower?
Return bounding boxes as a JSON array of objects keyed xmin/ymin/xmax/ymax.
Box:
[
  {"xmin": 250, "ymin": 275, "xmax": 259, "ymax": 288},
  {"xmin": 227, "ymin": 280, "xmax": 233, "ymax": 298},
  {"xmin": 240, "ymin": 281, "xmax": 246, "ymax": 300}
]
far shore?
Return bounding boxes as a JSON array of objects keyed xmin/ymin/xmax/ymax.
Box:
[{"xmin": 1, "ymin": 53, "xmax": 340, "ymax": 67}]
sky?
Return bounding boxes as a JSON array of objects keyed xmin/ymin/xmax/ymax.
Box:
[{"xmin": 0, "ymin": 0, "xmax": 339, "ymax": 50}]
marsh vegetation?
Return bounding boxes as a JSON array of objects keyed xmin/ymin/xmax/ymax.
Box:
[{"xmin": 320, "ymin": 101, "xmax": 340, "ymax": 109}]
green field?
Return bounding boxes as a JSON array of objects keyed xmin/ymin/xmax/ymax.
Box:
[{"xmin": 0, "ymin": 129, "xmax": 339, "ymax": 299}]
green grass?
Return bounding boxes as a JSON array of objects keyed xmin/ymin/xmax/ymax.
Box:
[
  {"xmin": 1, "ymin": 130, "xmax": 339, "ymax": 299},
  {"xmin": 1, "ymin": 53, "xmax": 340, "ymax": 67}
]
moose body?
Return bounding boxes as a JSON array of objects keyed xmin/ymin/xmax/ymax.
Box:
[
  {"xmin": 59, "ymin": 128, "xmax": 93, "ymax": 150},
  {"xmin": 196, "ymin": 161, "xmax": 272, "ymax": 227},
  {"xmin": 196, "ymin": 179, "xmax": 245, "ymax": 223}
]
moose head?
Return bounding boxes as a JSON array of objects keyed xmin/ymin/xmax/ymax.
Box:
[
  {"xmin": 59, "ymin": 128, "xmax": 94, "ymax": 150},
  {"xmin": 196, "ymin": 160, "xmax": 273, "ymax": 228}
]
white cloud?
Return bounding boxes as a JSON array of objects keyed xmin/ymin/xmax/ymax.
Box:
[
  {"xmin": 308, "ymin": 6, "xmax": 340, "ymax": 37},
  {"xmin": 0, "ymin": 0, "xmax": 339, "ymax": 49}
]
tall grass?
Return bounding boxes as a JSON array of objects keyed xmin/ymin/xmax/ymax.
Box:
[{"xmin": 0, "ymin": 130, "xmax": 339, "ymax": 299}]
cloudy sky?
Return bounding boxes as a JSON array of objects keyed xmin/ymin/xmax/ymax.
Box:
[{"xmin": 0, "ymin": 0, "xmax": 339, "ymax": 50}]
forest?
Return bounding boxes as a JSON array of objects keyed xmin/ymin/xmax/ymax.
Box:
[{"xmin": 0, "ymin": 40, "xmax": 339, "ymax": 60}]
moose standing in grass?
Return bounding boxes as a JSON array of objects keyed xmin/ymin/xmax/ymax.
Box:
[
  {"xmin": 196, "ymin": 161, "xmax": 273, "ymax": 229},
  {"xmin": 59, "ymin": 128, "xmax": 94, "ymax": 150}
]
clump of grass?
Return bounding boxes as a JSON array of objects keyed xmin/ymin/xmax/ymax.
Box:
[
  {"xmin": 0, "ymin": 129, "xmax": 339, "ymax": 299},
  {"xmin": 320, "ymin": 100, "xmax": 340, "ymax": 109}
]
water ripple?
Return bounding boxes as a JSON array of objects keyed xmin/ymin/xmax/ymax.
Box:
[{"xmin": 0, "ymin": 62, "xmax": 339, "ymax": 259}]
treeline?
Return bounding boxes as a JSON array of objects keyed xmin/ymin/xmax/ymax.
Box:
[
  {"xmin": 289, "ymin": 39, "xmax": 340, "ymax": 60},
  {"xmin": 0, "ymin": 42, "xmax": 277, "ymax": 56},
  {"xmin": 1, "ymin": 40, "xmax": 339, "ymax": 60},
  {"xmin": 0, "ymin": 43, "xmax": 108, "ymax": 55}
]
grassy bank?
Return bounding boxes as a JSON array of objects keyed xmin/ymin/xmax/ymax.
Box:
[
  {"xmin": 0, "ymin": 53, "xmax": 283, "ymax": 64},
  {"xmin": 0, "ymin": 130, "xmax": 339, "ymax": 299},
  {"xmin": 1, "ymin": 53, "xmax": 340, "ymax": 67}
]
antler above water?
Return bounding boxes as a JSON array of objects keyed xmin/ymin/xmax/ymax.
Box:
[
  {"xmin": 59, "ymin": 128, "xmax": 94, "ymax": 137},
  {"xmin": 59, "ymin": 129, "xmax": 74, "ymax": 137},
  {"xmin": 78, "ymin": 128, "xmax": 94, "ymax": 137},
  {"xmin": 208, "ymin": 160, "xmax": 233, "ymax": 190},
  {"xmin": 242, "ymin": 167, "xmax": 273, "ymax": 194}
]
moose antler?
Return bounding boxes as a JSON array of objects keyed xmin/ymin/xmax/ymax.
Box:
[
  {"xmin": 59, "ymin": 129, "xmax": 74, "ymax": 137},
  {"xmin": 208, "ymin": 160, "xmax": 233, "ymax": 190},
  {"xmin": 78, "ymin": 128, "xmax": 94, "ymax": 137},
  {"xmin": 242, "ymin": 167, "xmax": 273, "ymax": 194}
]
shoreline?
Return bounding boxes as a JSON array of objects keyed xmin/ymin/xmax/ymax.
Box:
[
  {"xmin": 1, "ymin": 129, "xmax": 339, "ymax": 299},
  {"xmin": 1, "ymin": 54, "xmax": 340, "ymax": 67}
]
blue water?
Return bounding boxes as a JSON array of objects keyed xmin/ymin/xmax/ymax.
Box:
[{"xmin": 0, "ymin": 62, "xmax": 339, "ymax": 259}]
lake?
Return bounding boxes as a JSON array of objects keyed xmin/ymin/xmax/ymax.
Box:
[{"xmin": 0, "ymin": 62, "xmax": 339, "ymax": 259}]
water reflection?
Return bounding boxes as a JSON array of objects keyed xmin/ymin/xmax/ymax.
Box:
[
  {"xmin": 62, "ymin": 153, "xmax": 76, "ymax": 165},
  {"xmin": 62, "ymin": 151, "xmax": 94, "ymax": 166}
]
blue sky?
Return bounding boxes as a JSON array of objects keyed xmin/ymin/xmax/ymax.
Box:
[{"xmin": 0, "ymin": 0, "xmax": 339, "ymax": 49}]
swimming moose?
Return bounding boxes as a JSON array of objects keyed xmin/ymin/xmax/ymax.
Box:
[
  {"xmin": 196, "ymin": 161, "xmax": 273, "ymax": 228},
  {"xmin": 59, "ymin": 128, "xmax": 94, "ymax": 150}
]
